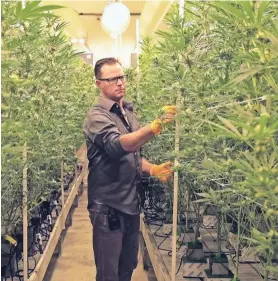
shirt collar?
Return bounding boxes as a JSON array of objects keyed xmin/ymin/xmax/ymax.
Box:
[{"xmin": 99, "ymin": 95, "xmax": 133, "ymax": 112}]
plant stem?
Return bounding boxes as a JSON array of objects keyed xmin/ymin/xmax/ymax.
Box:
[
  {"xmin": 195, "ymin": 204, "xmax": 200, "ymax": 241},
  {"xmin": 217, "ymin": 214, "xmax": 221, "ymax": 256},
  {"xmin": 264, "ymin": 269, "xmax": 269, "ymax": 281},
  {"xmin": 186, "ymin": 188, "xmax": 189, "ymax": 229},
  {"xmin": 264, "ymin": 253, "xmax": 271, "ymax": 281},
  {"xmin": 235, "ymin": 207, "xmax": 242, "ymax": 280}
]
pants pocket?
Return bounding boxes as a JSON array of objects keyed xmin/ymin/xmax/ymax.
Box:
[{"xmin": 89, "ymin": 209, "xmax": 108, "ymax": 229}]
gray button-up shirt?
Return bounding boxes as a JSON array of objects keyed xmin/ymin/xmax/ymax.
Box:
[{"xmin": 83, "ymin": 96, "xmax": 142, "ymax": 215}]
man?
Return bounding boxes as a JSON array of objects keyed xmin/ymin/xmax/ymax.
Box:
[{"xmin": 83, "ymin": 57, "xmax": 176, "ymax": 281}]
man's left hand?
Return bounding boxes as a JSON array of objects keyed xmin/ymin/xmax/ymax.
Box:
[{"xmin": 150, "ymin": 161, "xmax": 173, "ymax": 182}]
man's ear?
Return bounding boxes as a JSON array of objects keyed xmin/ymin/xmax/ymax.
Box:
[{"xmin": 96, "ymin": 80, "xmax": 101, "ymax": 89}]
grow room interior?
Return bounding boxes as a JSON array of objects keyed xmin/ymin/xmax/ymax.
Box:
[
  {"xmin": 42, "ymin": 0, "xmax": 171, "ymax": 66},
  {"xmin": 1, "ymin": 1, "xmax": 278, "ymax": 281}
]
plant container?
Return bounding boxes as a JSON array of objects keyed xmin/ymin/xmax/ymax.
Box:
[
  {"xmin": 208, "ymin": 253, "xmax": 229, "ymax": 275},
  {"xmin": 203, "ymin": 206, "xmax": 218, "ymax": 216},
  {"xmin": 186, "ymin": 240, "xmax": 205, "ymax": 261},
  {"xmin": 1, "ymin": 240, "xmax": 17, "ymax": 278},
  {"xmin": 182, "ymin": 240, "xmax": 207, "ymax": 277},
  {"xmin": 204, "ymin": 268, "xmax": 234, "ymax": 281}
]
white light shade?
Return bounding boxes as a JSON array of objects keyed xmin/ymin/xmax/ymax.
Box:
[{"xmin": 101, "ymin": 2, "xmax": 130, "ymax": 36}]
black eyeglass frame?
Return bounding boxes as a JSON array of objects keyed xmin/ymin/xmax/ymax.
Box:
[{"xmin": 96, "ymin": 75, "xmax": 127, "ymax": 85}]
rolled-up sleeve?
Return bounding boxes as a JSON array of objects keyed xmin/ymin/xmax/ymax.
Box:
[{"xmin": 83, "ymin": 108, "xmax": 129, "ymax": 159}]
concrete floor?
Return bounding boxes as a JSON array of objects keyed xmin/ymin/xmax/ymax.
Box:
[{"xmin": 44, "ymin": 188, "xmax": 155, "ymax": 281}]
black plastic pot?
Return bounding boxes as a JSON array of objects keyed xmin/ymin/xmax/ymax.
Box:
[
  {"xmin": 208, "ymin": 253, "xmax": 229, "ymax": 275},
  {"xmin": 203, "ymin": 205, "xmax": 218, "ymax": 216},
  {"xmin": 187, "ymin": 240, "xmax": 203, "ymax": 249},
  {"xmin": 185, "ymin": 240, "xmax": 205, "ymax": 261},
  {"xmin": 224, "ymin": 212, "xmax": 233, "ymax": 223},
  {"xmin": 204, "ymin": 268, "xmax": 234, "ymax": 280},
  {"xmin": 183, "ymin": 226, "xmax": 195, "ymax": 233},
  {"xmin": 1, "ymin": 240, "xmax": 17, "ymax": 278}
]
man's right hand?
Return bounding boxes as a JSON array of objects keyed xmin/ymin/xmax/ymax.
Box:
[{"xmin": 151, "ymin": 105, "xmax": 177, "ymax": 135}]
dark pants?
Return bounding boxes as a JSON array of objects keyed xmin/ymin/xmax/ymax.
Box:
[{"xmin": 89, "ymin": 204, "xmax": 140, "ymax": 281}]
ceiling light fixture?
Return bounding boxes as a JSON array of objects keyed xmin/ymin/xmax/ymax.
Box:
[
  {"xmin": 71, "ymin": 38, "xmax": 85, "ymax": 44},
  {"xmin": 101, "ymin": 2, "xmax": 130, "ymax": 38}
]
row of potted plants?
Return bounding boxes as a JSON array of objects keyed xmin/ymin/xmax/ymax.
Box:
[
  {"xmin": 1, "ymin": 1, "xmax": 96, "ymax": 236},
  {"xmin": 127, "ymin": 1, "xmax": 278, "ymax": 280}
]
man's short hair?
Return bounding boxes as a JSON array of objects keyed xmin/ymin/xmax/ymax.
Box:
[{"xmin": 94, "ymin": 57, "xmax": 121, "ymax": 79}]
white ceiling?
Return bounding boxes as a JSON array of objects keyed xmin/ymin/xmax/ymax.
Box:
[{"xmin": 42, "ymin": 0, "xmax": 171, "ymax": 66}]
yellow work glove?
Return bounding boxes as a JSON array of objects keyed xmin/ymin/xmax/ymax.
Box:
[
  {"xmin": 150, "ymin": 161, "xmax": 173, "ymax": 183},
  {"xmin": 151, "ymin": 106, "xmax": 177, "ymax": 135}
]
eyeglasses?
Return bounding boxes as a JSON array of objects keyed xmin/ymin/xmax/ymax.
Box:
[{"xmin": 97, "ymin": 75, "xmax": 127, "ymax": 85}]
